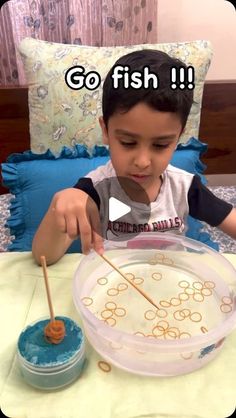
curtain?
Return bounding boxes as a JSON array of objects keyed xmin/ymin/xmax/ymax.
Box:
[{"xmin": 0, "ymin": 0, "xmax": 158, "ymax": 86}]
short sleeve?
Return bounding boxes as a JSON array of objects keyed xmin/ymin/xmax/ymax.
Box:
[
  {"xmin": 188, "ymin": 175, "xmax": 233, "ymax": 227},
  {"xmin": 74, "ymin": 177, "xmax": 101, "ymax": 210}
]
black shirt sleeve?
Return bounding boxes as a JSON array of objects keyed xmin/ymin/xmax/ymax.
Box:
[
  {"xmin": 73, "ymin": 177, "xmax": 101, "ymax": 210},
  {"xmin": 188, "ymin": 175, "xmax": 233, "ymax": 227}
]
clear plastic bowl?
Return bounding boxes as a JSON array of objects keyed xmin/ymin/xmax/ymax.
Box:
[
  {"xmin": 17, "ymin": 316, "xmax": 86, "ymax": 390},
  {"xmin": 73, "ymin": 232, "xmax": 236, "ymax": 376}
]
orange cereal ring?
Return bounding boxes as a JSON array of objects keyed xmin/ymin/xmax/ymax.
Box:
[
  {"xmin": 204, "ymin": 281, "xmax": 215, "ymax": 289},
  {"xmin": 156, "ymin": 309, "xmax": 168, "ymax": 318},
  {"xmin": 222, "ymin": 296, "xmax": 233, "ymax": 305},
  {"xmin": 101, "ymin": 310, "xmax": 113, "ymax": 319},
  {"xmin": 81, "ymin": 297, "xmax": 93, "ymax": 306},
  {"xmin": 173, "ymin": 310, "xmax": 185, "ymax": 321},
  {"xmin": 114, "ymin": 307, "xmax": 126, "ymax": 317},
  {"xmin": 220, "ymin": 304, "xmax": 232, "ymax": 313},
  {"xmin": 152, "ymin": 325, "xmax": 165, "ymax": 337},
  {"xmin": 97, "ymin": 277, "xmax": 108, "ymax": 285},
  {"xmin": 178, "ymin": 281, "xmax": 190, "ymax": 288},
  {"xmin": 201, "ymin": 326, "xmax": 208, "ymax": 333},
  {"xmin": 105, "ymin": 302, "xmax": 117, "ymax": 310},
  {"xmin": 190, "ymin": 312, "xmax": 202, "ymax": 322},
  {"xmin": 144, "ymin": 310, "xmax": 157, "ymax": 320},
  {"xmin": 98, "ymin": 361, "xmax": 111, "ymax": 373},
  {"xmin": 117, "ymin": 283, "xmax": 128, "ymax": 291},
  {"xmin": 164, "ymin": 328, "xmax": 178, "ymax": 339},
  {"xmin": 178, "ymin": 292, "xmax": 189, "ymax": 301},
  {"xmin": 160, "ymin": 300, "xmax": 171, "ymax": 308},
  {"xmin": 168, "ymin": 327, "xmax": 180, "ymax": 338},
  {"xmin": 181, "ymin": 309, "xmax": 190, "ymax": 317},
  {"xmin": 193, "ymin": 281, "xmax": 204, "ymax": 290},
  {"xmin": 170, "ymin": 297, "xmax": 181, "ymax": 306},
  {"xmin": 157, "ymin": 320, "xmax": 169, "ymax": 330},
  {"xmin": 107, "ymin": 288, "xmax": 119, "ymax": 296},
  {"xmin": 44, "ymin": 320, "xmax": 65, "ymax": 344},
  {"xmin": 201, "ymin": 288, "xmax": 212, "ymax": 296},
  {"xmin": 193, "ymin": 292, "xmax": 204, "ymax": 302},
  {"xmin": 125, "ymin": 273, "xmax": 135, "ymax": 280},
  {"xmin": 133, "ymin": 277, "xmax": 144, "ymax": 285},
  {"xmin": 104, "ymin": 317, "xmax": 117, "ymax": 327},
  {"xmin": 151, "ymin": 272, "xmax": 162, "ymax": 281}
]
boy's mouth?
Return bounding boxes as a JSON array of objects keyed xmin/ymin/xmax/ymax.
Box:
[{"xmin": 130, "ymin": 174, "xmax": 151, "ymax": 183}]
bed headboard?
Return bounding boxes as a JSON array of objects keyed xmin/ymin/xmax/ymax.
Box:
[{"xmin": 0, "ymin": 82, "xmax": 236, "ymax": 194}]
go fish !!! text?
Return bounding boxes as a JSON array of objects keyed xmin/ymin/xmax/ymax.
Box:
[{"xmin": 64, "ymin": 65, "xmax": 195, "ymax": 91}]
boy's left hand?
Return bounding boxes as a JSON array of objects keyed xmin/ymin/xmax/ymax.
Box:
[{"xmin": 218, "ymin": 207, "xmax": 236, "ymax": 239}]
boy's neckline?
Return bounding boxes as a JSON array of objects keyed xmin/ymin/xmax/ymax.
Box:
[{"xmin": 115, "ymin": 174, "xmax": 164, "ymax": 207}]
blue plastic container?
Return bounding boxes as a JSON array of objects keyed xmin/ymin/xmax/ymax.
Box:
[{"xmin": 17, "ymin": 316, "xmax": 86, "ymax": 390}]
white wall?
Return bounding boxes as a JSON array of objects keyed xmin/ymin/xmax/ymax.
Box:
[{"xmin": 158, "ymin": 0, "xmax": 236, "ymax": 80}]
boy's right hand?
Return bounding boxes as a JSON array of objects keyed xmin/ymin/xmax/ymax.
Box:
[{"xmin": 50, "ymin": 188, "xmax": 104, "ymax": 255}]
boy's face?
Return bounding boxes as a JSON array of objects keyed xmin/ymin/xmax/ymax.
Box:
[{"xmin": 99, "ymin": 103, "xmax": 183, "ymax": 202}]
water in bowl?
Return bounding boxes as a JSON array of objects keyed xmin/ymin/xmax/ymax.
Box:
[{"xmin": 81, "ymin": 249, "xmax": 233, "ymax": 340}]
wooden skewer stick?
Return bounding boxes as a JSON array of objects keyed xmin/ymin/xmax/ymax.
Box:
[
  {"xmin": 99, "ymin": 253, "xmax": 160, "ymax": 310},
  {"xmin": 40, "ymin": 255, "xmax": 55, "ymax": 322}
]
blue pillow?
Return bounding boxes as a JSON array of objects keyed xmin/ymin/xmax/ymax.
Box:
[{"xmin": 1, "ymin": 137, "xmax": 219, "ymax": 253}]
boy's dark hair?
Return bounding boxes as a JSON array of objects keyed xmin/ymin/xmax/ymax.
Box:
[{"xmin": 102, "ymin": 49, "xmax": 194, "ymax": 132}]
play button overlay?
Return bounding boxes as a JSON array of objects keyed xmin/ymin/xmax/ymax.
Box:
[
  {"xmin": 109, "ymin": 197, "xmax": 131, "ymax": 221},
  {"xmin": 83, "ymin": 175, "xmax": 151, "ymax": 242}
]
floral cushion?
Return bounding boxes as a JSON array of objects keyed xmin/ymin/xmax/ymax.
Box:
[{"xmin": 18, "ymin": 37, "xmax": 212, "ymax": 155}]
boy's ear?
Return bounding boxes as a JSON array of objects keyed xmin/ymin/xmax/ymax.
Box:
[{"xmin": 99, "ymin": 116, "xmax": 109, "ymax": 145}]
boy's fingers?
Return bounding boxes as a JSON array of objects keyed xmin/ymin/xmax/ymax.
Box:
[
  {"xmin": 54, "ymin": 211, "xmax": 67, "ymax": 233},
  {"xmin": 65, "ymin": 215, "xmax": 79, "ymax": 239},
  {"xmin": 92, "ymin": 231, "xmax": 104, "ymax": 255},
  {"xmin": 78, "ymin": 212, "xmax": 93, "ymax": 255},
  {"xmin": 90, "ymin": 209, "xmax": 104, "ymax": 254}
]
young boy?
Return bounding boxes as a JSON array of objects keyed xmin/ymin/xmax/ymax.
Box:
[{"xmin": 32, "ymin": 49, "xmax": 236, "ymax": 265}]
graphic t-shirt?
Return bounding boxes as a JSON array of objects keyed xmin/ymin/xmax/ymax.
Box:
[{"xmin": 74, "ymin": 160, "xmax": 233, "ymax": 241}]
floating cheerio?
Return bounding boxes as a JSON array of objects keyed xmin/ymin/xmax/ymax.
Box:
[{"xmin": 17, "ymin": 316, "xmax": 86, "ymax": 390}]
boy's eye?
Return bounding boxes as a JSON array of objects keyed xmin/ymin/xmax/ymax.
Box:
[
  {"xmin": 119, "ymin": 141, "xmax": 169, "ymax": 149},
  {"xmin": 120, "ymin": 142, "xmax": 135, "ymax": 147},
  {"xmin": 153, "ymin": 143, "xmax": 170, "ymax": 149}
]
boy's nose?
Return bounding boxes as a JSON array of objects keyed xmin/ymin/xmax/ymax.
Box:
[{"xmin": 133, "ymin": 152, "xmax": 151, "ymax": 169}]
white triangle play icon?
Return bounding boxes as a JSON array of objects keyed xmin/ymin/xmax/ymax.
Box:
[{"xmin": 109, "ymin": 197, "xmax": 131, "ymax": 222}]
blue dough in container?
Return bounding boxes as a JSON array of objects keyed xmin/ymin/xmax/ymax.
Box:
[{"xmin": 17, "ymin": 316, "xmax": 86, "ymax": 390}]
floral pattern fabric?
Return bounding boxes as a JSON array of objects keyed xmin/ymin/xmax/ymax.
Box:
[
  {"xmin": 0, "ymin": 0, "xmax": 157, "ymax": 86},
  {"xmin": 18, "ymin": 37, "xmax": 213, "ymax": 155},
  {"xmin": 0, "ymin": 194, "xmax": 15, "ymax": 252}
]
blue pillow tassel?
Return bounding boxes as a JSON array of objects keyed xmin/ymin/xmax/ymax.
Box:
[
  {"xmin": 186, "ymin": 216, "xmax": 219, "ymax": 251},
  {"xmin": 6, "ymin": 144, "xmax": 110, "ymax": 163}
]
